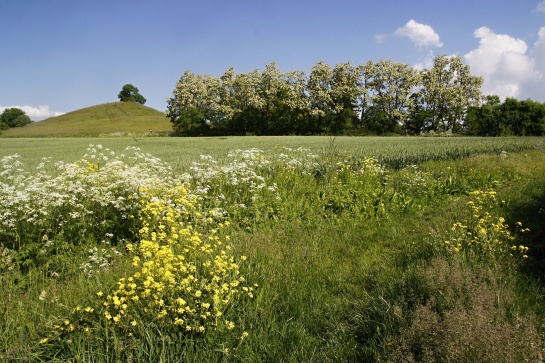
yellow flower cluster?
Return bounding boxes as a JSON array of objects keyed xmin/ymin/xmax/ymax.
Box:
[
  {"xmin": 444, "ymin": 190, "xmax": 529, "ymax": 261},
  {"xmin": 336, "ymin": 157, "xmax": 382, "ymax": 174},
  {"xmin": 331, "ymin": 157, "xmax": 383, "ymax": 188},
  {"xmin": 102, "ymin": 185, "xmax": 254, "ymax": 334},
  {"xmin": 84, "ymin": 161, "xmax": 100, "ymax": 174},
  {"xmin": 49, "ymin": 305, "xmax": 97, "ymax": 342}
]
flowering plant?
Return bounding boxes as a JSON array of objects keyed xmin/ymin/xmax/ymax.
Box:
[{"xmin": 444, "ymin": 190, "xmax": 529, "ymax": 263}]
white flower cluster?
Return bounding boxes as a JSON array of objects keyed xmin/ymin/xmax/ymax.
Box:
[
  {"xmin": 273, "ymin": 146, "xmax": 319, "ymax": 174},
  {"xmin": 80, "ymin": 244, "xmax": 123, "ymax": 277},
  {"xmin": 1, "ymin": 145, "xmax": 327, "ymax": 271},
  {"xmin": 0, "ymin": 145, "xmax": 180, "ymax": 243},
  {"xmin": 184, "ymin": 148, "xmax": 284, "ymax": 214},
  {"xmin": 0, "ymin": 244, "xmax": 16, "ymax": 272}
]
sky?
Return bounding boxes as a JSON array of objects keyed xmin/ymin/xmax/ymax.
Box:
[{"xmin": 1, "ymin": 0, "xmax": 545, "ymax": 121}]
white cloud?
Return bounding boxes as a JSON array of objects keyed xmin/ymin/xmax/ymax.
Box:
[
  {"xmin": 532, "ymin": 27, "xmax": 545, "ymax": 70},
  {"xmin": 0, "ymin": 105, "xmax": 65, "ymax": 121},
  {"xmin": 414, "ymin": 50, "xmax": 437, "ymax": 70},
  {"xmin": 537, "ymin": 1, "xmax": 545, "ymax": 13},
  {"xmin": 394, "ymin": 19, "xmax": 443, "ymax": 47},
  {"xmin": 523, "ymin": 27, "xmax": 545, "ymax": 100},
  {"xmin": 464, "ymin": 26, "xmax": 544, "ymax": 101}
]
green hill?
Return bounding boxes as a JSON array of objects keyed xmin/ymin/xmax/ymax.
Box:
[{"xmin": 0, "ymin": 102, "xmax": 173, "ymax": 137}]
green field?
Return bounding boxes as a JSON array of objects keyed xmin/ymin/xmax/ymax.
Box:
[
  {"xmin": 1, "ymin": 136, "xmax": 545, "ymax": 362},
  {"xmin": 2, "ymin": 135, "xmax": 543, "ymax": 169}
]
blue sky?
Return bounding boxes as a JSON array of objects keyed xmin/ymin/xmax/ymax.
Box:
[{"xmin": 1, "ymin": 0, "xmax": 545, "ymax": 120}]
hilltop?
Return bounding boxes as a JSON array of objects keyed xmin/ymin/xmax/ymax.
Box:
[{"xmin": 0, "ymin": 102, "xmax": 173, "ymax": 137}]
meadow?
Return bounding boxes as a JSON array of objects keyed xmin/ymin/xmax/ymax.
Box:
[{"xmin": 1, "ymin": 136, "xmax": 545, "ymax": 362}]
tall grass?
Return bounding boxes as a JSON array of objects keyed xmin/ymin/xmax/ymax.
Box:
[{"xmin": 1, "ymin": 138, "xmax": 544, "ymax": 361}]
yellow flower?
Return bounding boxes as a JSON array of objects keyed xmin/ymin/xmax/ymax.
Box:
[
  {"xmin": 113, "ymin": 296, "xmax": 121, "ymax": 306},
  {"xmin": 225, "ymin": 320, "xmax": 235, "ymax": 330}
]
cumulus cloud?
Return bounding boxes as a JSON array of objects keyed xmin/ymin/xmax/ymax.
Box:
[
  {"xmin": 524, "ymin": 27, "xmax": 545, "ymax": 100},
  {"xmin": 394, "ymin": 19, "xmax": 443, "ymax": 47},
  {"xmin": 464, "ymin": 26, "xmax": 545, "ymax": 101},
  {"xmin": 532, "ymin": 27, "xmax": 545, "ymax": 69},
  {"xmin": 0, "ymin": 105, "xmax": 65, "ymax": 121}
]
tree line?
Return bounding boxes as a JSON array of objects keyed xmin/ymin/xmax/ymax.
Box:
[
  {"xmin": 466, "ymin": 96, "xmax": 545, "ymax": 136},
  {"xmin": 166, "ymin": 55, "xmax": 545, "ymax": 136}
]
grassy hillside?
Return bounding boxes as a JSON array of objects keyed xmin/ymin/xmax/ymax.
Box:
[{"xmin": 0, "ymin": 102, "xmax": 173, "ymax": 137}]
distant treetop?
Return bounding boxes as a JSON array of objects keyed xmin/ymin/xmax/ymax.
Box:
[
  {"xmin": 0, "ymin": 107, "xmax": 31, "ymax": 129},
  {"xmin": 118, "ymin": 84, "xmax": 146, "ymax": 105}
]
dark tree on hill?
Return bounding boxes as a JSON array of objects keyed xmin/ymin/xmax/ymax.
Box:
[
  {"xmin": 118, "ymin": 84, "xmax": 147, "ymax": 105},
  {"xmin": 0, "ymin": 108, "xmax": 32, "ymax": 128}
]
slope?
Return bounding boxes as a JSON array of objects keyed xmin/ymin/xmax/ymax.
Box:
[{"xmin": 0, "ymin": 102, "xmax": 172, "ymax": 137}]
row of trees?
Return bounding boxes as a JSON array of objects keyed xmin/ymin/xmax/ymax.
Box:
[
  {"xmin": 166, "ymin": 55, "xmax": 484, "ymax": 135},
  {"xmin": 0, "ymin": 108, "xmax": 31, "ymax": 130},
  {"xmin": 465, "ymin": 96, "xmax": 545, "ymax": 136}
]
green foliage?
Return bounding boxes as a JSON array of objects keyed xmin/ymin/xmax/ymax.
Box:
[
  {"xmin": 0, "ymin": 108, "xmax": 32, "ymax": 128},
  {"xmin": 171, "ymin": 107, "xmax": 209, "ymax": 135},
  {"xmin": 466, "ymin": 97, "xmax": 545, "ymax": 136},
  {"xmin": 117, "ymin": 84, "xmax": 147, "ymax": 105},
  {"xmin": 361, "ymin": 59, "xmax": 421, "ymax": 133},
  {"xmin": 416, "ymin": 55, "xmax": 483, "ymax": 133}
]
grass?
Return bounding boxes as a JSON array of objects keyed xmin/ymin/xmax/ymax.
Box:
[
  {"xmin": 1, "ymin": 135, "xmax": 543, "ymax": 169},
  {"xmin": 0, "ymin": 102, "xmax": 172, "ymax": 137},
  {"xmin": 1, "ymin": 137, "xmax": 545, "ymax": 362}
]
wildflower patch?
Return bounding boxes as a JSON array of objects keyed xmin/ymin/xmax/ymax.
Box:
[{"xmin": 444, "ymin": 190, "xmax": 529, "ymax": 263}]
